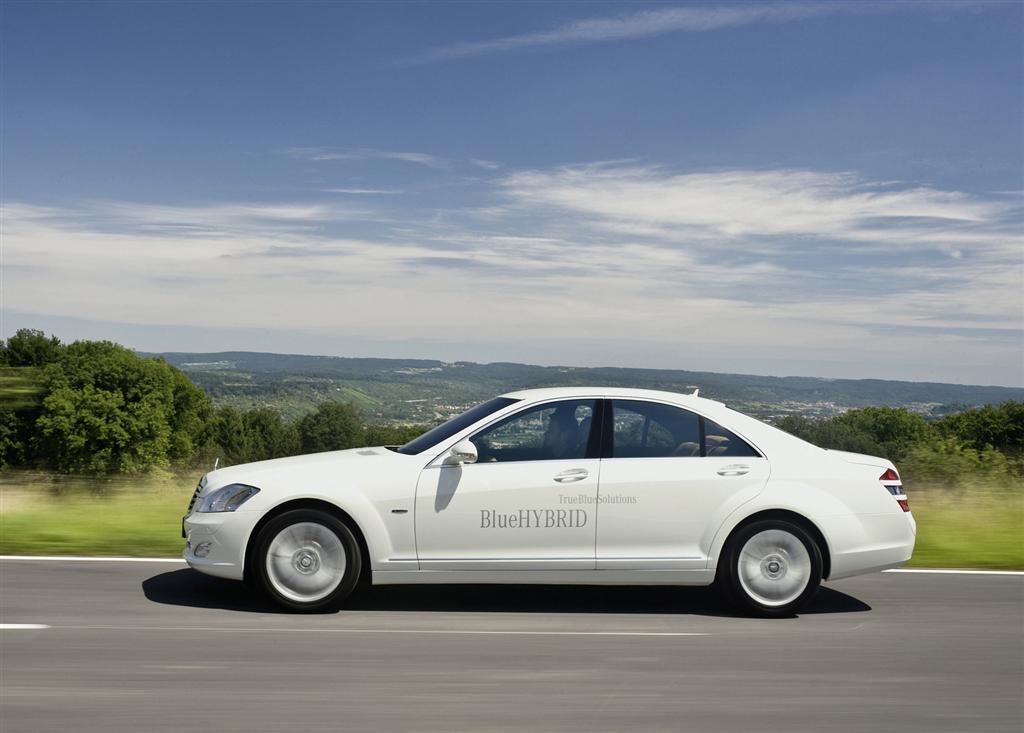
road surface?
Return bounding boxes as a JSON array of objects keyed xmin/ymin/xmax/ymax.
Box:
[{"xmin": 1, "ymin": 558, "xmax": 1021, "ymax": 732}]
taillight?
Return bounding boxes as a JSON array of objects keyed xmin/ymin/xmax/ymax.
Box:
[{"xmin": 880, "ymin": 468, "xmax": 910, "ymax": 511}]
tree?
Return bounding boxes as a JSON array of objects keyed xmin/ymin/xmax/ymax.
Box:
[
  {"xmin": 33, "ymin": 339, "xmax": 211, "ymax": 474},
  {"xmin": 935, "ymin": 402, "xmax": 1024, "ymax": 458},
  {"xmin": 776, "ymin": 414, "xmax": 881, "ymax": 455},
  {"xmin": 36, "ymin": 384, "xmax": 171, "ymax": 474},
  {"xmin": 0, "ymin": 409, "xmax": 20, "ymax": 467},
  {"xmin": 298, "ymin": 402, "xmax": 365, "ymax": 453},
  {"xmin": 2, "ymin": 329, "xmax": 63, "ymax": 367},
  {"xmin": 364, "ymin": 423, "xmax": 428, "ymax": 447},
  {"xmin": 831, "ymin": 407, "xmax": 934, "ymax": 461},
  {"xmin": 243, "ymin": 408, "xmax": 300, "ymax": 461},
  {"xmin": 204, "ymin": 406, "xmax": 300, "ymax": 466}
]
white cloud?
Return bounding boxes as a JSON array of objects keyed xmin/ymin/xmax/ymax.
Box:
[
  {"xmin": 321, "ymin": 188, "xmax": 404, "ymax": 195},
  {"xmin": 3, "ymin": 163, "xmax": 1021, "ymax": 384},
  {"xmin": 287, "ymin": 147, "xmax": 449, "ymax": 169},
  {"xmin": 499, "ymin": 164, "xmax": 1023, "ymax": 254},
  {"xmin": 406, "ymin": 2, "xmax": 986, "ymax": 64}
]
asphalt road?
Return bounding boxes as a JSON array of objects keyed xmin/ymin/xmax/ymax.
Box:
[{"xmin": 1, "ymin": 559, "xmax": 1021, "ymax": 733}]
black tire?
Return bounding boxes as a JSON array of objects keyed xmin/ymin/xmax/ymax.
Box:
[
  {"xmin": 717, "ymin": 518, "xmax": 822, "ymax": 618},
  {"xmin": 252, "ymin": 509, "xmax": 362, "ymax": 612}
]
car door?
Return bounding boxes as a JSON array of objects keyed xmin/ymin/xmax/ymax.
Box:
[
  {"xmin": 415, "ymin": 399, "xmax": 600, "ymax": 571},
  {"xmin": 595, "ymin": 399, "xmax": 769, "ymax": 570}
]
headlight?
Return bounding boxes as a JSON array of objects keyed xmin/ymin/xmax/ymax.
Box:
[{"xmin": 197, "ymin": 484, "xmax": 260, "ymax": 513}]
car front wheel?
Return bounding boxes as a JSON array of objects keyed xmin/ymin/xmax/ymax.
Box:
[
  {"xmin": 253, "ymin": 509, "xmax": 362, "ymax": 612},
  {"xmin": 719, "ymin": 519, "xmax": 822, "ymax": 618}
]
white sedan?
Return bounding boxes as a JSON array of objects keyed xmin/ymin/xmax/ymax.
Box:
[{"xmin": 183, "ymin": 388, "xmax": 916, "ymax": 617}]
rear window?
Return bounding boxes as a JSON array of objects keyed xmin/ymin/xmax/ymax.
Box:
[{"xmin": 703, "ymin": 419, "xmax": 760, "ymax": 457}]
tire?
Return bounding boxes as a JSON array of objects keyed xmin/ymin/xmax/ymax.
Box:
[
  {"xmin": 253, "ymin": 509, "xmax": 362, "ymax": 612},
  {"xmin": 718, "ymin": 518, "xmax": 822, "ymax": 618}
]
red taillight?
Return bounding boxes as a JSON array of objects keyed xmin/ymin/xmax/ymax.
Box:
[
  {"xmin": 897, "ymin": 498, "xmax": 910, "ymax": 512},
  {"xmin": 879, "ymin": 468, "xmax": 900, "ymax": 482}
]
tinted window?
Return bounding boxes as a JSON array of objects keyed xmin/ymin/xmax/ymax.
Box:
[
  {"xmin": 704, "ymin": 419, "xmax": 760, "ymax": 457},
  {"xmin": 612, "ymin": 400, "xmax": 701, "ymax": 458},
  {"xmin": 472, "ymin": 400, "xmax": 595, "ymax": 463},
  {"xmin": 397, "ymin": 397, "xmax": 518, "ymax": 455}
]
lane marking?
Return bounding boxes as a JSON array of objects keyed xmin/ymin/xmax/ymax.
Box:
[
  {"xmin": 884, "ymin": 568, "xmax": 1024, "ymax": 576},
  {"xmin": 0, "ymin": 555, "xmax": 185, "ymax": 563},
  {"xmin": 1, "ymin": 624, "xmax": 50, "ymax": 630},
  {"xmin": 53, "ymin": 625, "xmax": 708, "ymax": 637}
]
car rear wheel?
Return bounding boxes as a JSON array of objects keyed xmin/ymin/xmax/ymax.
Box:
[
  {"xmin": 719, "ymin": 519, "xmax": 822, "ymax": 618},
  {"xmin": 253, "ymin": 509, "xmax": 361, "ymax": 612}
]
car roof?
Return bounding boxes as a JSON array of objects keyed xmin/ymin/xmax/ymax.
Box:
[{"xmin": 500, "ymin": 386, "xmax": 724, "ymax": 410}]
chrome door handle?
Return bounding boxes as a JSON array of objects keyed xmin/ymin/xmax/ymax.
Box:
[
  {"xmin": 717, "ymin": 464, "xmax": 750, "ymax": 477},
  {"xmin": 554, "ymin": 468, "xmax": 589, "ymax": 483}
]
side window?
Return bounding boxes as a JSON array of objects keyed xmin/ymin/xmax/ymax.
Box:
[
  {"xmin": 612, "ymin": 400, "xmax": 701, "ymax": 458},
  {"xmin": 704, "ymin": 419, "xmax": 760, "ymax": 457},
  {"xmin": 471, "ymin": 400, "xmax": 595, "ymax": 463}
]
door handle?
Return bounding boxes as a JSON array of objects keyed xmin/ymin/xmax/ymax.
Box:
[
  {"xmin": 717, "ymin": 464, "xmax": 750, "ymax": 477},
  {"xmin": 554, "ymin": 468, "xmax": 589, "ymax": 483}
]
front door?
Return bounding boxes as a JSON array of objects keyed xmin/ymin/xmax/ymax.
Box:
[{"xmin": 415, "ymin": 399, "xmax": 600, "ymax": 571}]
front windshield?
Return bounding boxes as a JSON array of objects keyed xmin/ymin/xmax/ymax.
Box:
[{"xmin": 397, "ymin": 397, "xmax": 519, "ymax": 455}]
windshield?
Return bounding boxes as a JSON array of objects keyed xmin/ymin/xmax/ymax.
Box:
[{"xmin": 397, "ymin": 397, "xmax": 519, "ymax": 455}]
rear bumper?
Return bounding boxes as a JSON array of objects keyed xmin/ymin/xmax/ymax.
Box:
[
  {"xmin": 182, "ymin": 510, "xmax": 263, "ymax": 582},
  {"xmin": 825, "ymin": 511, "xmax": 916, "ymax": 580}
]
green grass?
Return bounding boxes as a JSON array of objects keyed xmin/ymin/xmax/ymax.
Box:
[
  {"xmin": 1, "ymin": 475, "xmax": 1021, "ymax": 568},
  {"xmin": 0, "ymin": 474, "xmax": 194, "ymax": 557},
  {"xmin": 906, "ymin": 489, "xmax": 1024, "ymax": 570}
]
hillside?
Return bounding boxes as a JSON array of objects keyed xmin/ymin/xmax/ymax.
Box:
[{"xmin": 150, "ymin": 351, "xmax": 1024, "ymax": 423}]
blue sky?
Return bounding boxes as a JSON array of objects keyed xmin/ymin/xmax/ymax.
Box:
[{"xmin": 2, "ymin": 1, "xmax": 1022, "ymax": 385}]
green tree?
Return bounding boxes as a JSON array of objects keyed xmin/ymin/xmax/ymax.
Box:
[
  {"xmin": 243, "ymin": 408, "xmax": 300, "ymax": 461},
  {"xmin": 776, "ymin": 414, "xmax": 881, "ymax": 455},
  {"xmin": 831, "ymin": 407, "xmax": 934, "ymax": 461},
  {"xmin": 2, "ymin": 329, "xmax": 63, "ymax": 367},
  {"xmin": 204, "ymin": 406, "xmax": 300, "ymax": 466},
  {"xmin": 935, "ymin": 402, "xmax": 1024, "ymax": 458},
  {"xmin": 297, "ymin": 402, "xmax": 365, "ymax": 454},
  {"xmin": 364, "ymin": 423, "xmax": 428, "ymax": 447},
  {"xmin": 0, "ymin": 409, "xmax": 20, "ymax": 467},
  {"xmin": 33, "ymin": 340, "xmax": 211, "ymax": 474}
]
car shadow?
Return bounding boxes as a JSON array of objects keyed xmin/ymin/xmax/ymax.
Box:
[{"xmin": 142, "ymin": 568, "xmax": 871, "ymax": 617}]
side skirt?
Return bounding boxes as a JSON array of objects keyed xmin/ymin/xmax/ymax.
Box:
[{"xmin": 371, "ymin": 569, "xmax": 716, "ymax": 586}]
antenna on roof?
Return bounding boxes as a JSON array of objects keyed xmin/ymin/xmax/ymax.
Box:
[{"xmin": 685, "ymin": 385, "xmax": 700, "ymax": 397}]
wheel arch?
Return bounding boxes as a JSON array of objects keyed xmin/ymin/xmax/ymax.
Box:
[
  {"xmin": 243, "ymin": 498, "xmax": 373, "ymax": 584},
  {"xmin": 713, "ymin": 508, "xmax": 832, "ymax": 581}
]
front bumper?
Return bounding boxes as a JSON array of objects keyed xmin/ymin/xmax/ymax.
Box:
[{"xmin": 182, "ymin": 510, "xmax": 263, "ymax": 581}]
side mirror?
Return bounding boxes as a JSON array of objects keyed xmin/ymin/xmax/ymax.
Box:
[{"xmin": 446, "ymin": 439, "xmax": 478, "ymax": 466}]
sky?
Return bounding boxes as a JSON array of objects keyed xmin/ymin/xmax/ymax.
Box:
[{"xmin": 2, "ymin": 0, "xmax": 1022, "ymax": 386}]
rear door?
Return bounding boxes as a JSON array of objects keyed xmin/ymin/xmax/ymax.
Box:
[{"xmin": 595, "ymin": 399, "xmax": 769, "ymax": 570}]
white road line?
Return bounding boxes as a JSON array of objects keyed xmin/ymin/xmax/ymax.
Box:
[
  {"xmin": 0, "ymin": 556, "xmax": 1020, "ymax": 576},
  {"xmin": 0, "ymin": 555, "xmax": 185, "ymax": 563},
  {"xmin": 1, "ymin": 624, "xmax": 51, "ymax": 630},
  {"xmin": 884, "ymin": 568, "xmax": 1024, "ymax": 576},
  {"xmin": 57, "ymin": 625, "xmax": 708, "ymax": 637}
]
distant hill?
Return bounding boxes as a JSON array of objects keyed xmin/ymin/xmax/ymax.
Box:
[{"xmin": 148, "ymin": 351, "xmax": 1024, "ymax": 424}]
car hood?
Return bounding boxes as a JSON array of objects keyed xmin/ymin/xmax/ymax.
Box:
[{"xmin": 199, "ymin": 446, "xmax": 403, "ymax": 495}]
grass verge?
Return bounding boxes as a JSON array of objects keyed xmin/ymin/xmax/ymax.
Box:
[{"xmin": 1, "ymin": 475, "xmax": 1021, "ymax": 569}]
